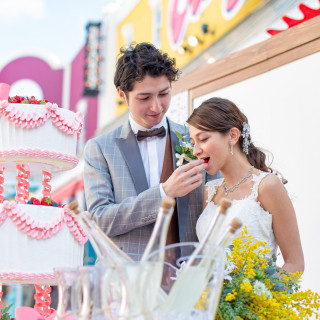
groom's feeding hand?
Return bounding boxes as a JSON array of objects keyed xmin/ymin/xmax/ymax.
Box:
[{"xmin": 162, "ymin": 159, "xmax": 208, "ymax": 198}]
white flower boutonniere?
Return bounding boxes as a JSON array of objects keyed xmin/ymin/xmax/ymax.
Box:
[{"xmin": 174, "ymin": 125, "xmax": 197, "ymax": 167}]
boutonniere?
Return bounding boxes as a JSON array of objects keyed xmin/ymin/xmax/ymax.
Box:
[{"xmin": 174, "ymin": 125, "xmax": 197, "ymax": 167}]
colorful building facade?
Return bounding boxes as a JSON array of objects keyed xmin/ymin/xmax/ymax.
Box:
[
  {"xmin": 117, "ymin": 0, "xmax": 265, "ymax": 67},
  {"xmin": 1, "ymin": 0, "xmax": 318, "ymax": 200},
  {"xmin": 1, "ymin": 0, "xmax": 311, "ymax": 138}
]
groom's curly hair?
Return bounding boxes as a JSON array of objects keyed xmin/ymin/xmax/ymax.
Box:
[{"xmin": 114, "ymin": 42, "xmax": 180, "ymax": 94}]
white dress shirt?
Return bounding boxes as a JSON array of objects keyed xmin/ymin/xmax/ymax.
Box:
[{"xmin": 129, "ymin": 115, "xmax": 168, "ymax": 197}]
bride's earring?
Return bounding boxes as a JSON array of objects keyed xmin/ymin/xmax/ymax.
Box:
[{"xmin": 230, "ymin": 141, "xmax": 234, "ymax": 155}]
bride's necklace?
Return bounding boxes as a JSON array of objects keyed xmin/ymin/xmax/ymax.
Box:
[{"xmin": 223, "ymin": 166, "xmax": 254, "ymax": 195}]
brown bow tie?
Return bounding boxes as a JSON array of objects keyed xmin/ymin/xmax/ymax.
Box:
[{"xmin": 136, "ymin": 126, "xmax": 166, "ymax": 141}]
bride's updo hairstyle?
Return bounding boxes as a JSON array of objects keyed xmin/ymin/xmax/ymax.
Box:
[{"xmin": 187, "ymin": 97, "xmax": 272, "ymax": 173}]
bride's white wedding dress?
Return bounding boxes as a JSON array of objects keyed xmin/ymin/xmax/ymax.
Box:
[{"xmin": 196, "ymin": 171, "xmax": 278, "ymax": 258}]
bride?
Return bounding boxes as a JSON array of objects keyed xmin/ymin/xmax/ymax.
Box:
[{"xmin": 187, "ymin": 97, "xmax": 304, "ymax": 273}]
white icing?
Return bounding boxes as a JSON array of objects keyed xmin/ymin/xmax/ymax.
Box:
[
  {"xmin": 0, "ymin": 102, "xmax": 85, "ymax": 285},
  {"xmin": 0, "ymin": 104, "xmax": 78, "ymax": 172},
  {"xmin": 0, "ymin": 204, "xmax": 84, "ymax": 284}
]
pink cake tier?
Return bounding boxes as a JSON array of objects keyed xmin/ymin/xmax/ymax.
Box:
[
  {"xmin": 0, "ymin": 101, "xmax": 83, "ymax": 173},
  {"xmin": 0, "ymin": 201, "xmax": 87, "ymax": 285}
]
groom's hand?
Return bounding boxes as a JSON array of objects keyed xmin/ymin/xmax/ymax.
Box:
[{"xmin": 162, "ymin": 159, "xmax": 208, "ymax": 198}]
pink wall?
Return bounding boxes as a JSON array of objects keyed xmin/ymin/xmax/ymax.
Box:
[
  {"xmin": 0, "ymin": 48, "xmax": 98, "ymax": 142},
  {"xmin": 0, "ymin": 57, "xmax": 63, "ymax": 106}
]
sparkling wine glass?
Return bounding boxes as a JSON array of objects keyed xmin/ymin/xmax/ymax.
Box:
[
  {"xmin": 78, "ymin": 265, "xmax": 111, "ymax": 320},
  {"xmin": 53, "ymin": 267, "xmax": 82, "ymax": 320},
  {"xmin": 148, "ymin": 242, "xmax": 226, "ymax": 319}
]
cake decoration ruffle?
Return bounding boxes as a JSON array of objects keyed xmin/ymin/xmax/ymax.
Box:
[
  {"xmin": 0, "ymin": 100, "xmax": 83, "ymax": 139},
  {"xmin": 0, "ymin": 201, "xmax": 88, "ymax": 244}
]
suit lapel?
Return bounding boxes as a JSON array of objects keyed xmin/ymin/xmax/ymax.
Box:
[
  {"xmin": 115, "ymin": 121, "xmax": 149, "ymax": 194},
  {"xmin": 168, "ymin": 119, "xmax": 189, "ymax": 242},
  {"xmin": 115, "ymin": 119, "xmax": 194, "ymax": 241}
]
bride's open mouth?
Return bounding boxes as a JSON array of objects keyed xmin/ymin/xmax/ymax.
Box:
[{"xmin": 203, "ymin": 157, "xmax": 210, "ymax": 163}]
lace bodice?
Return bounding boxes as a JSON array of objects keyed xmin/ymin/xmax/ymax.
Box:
[{"xmin": 196, "ymin": 171, "xmax": 278, "ymax": 258}]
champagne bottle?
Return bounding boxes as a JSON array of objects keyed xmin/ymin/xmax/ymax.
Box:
[
  {"xmin": 205, "ymin": 198, "xmax": 232, "ymax": 246},
  {"xmin": 141, "ymin": 197, "xmax": 175, "ymax": 261},
  {"xmin": 68, "ymin": 201, "xmax": 130, "ymax": 266},
  {"xmin": 161, "ymin": 198, "xmax": 232, "ymax": 315},
  {"xmin": 68, "ymin": 199, "xmax": 175, "ymax": 317},
  {"xmin": 110, "ymin": 197, "xmax": 175, "ymax": 319},
  {"xmin": 67, "ymin": 201, "xmax": 134, "ymax": 319},
  {"xmin": 217, "ymin": 217, "xmax": 243, "ymax": 248},
  {"xmin": 182, "ymin": 197, "xmax": 232, "ymax": 269},
  {"xmin": 68, "ymin": 198, "xmax": 175, "ymax": 265},
  {"xmin": 136, "ymin": 197, "xmax": 175, "ymax": 313}
]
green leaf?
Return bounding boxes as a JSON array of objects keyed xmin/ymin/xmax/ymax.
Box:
[
  {"xmin": 1, "ymin": 304, "xmax": 13, "ymax": 320},
  {"xmin": 174, "ymin": 131, "xmax": 183, "ymax": 140},
  {"xmin": 184, "ymin": 123, "xmax": 188, "ymax": 136},
  {"xmin": 175, "ymin": 144, "xmax": 183, "ymax": 154},
  {"xmin": 185, "ymin": 153, "xmax": 197, "ymax": 160}
]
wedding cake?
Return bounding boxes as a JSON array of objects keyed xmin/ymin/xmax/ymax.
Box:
[
  {"xmin": 0, "ymin": 96, "xmax": 82, "ymax": 172},
  {"xmin": 0, "ymin": 83, "xmax": 87, "ymax": 285}
]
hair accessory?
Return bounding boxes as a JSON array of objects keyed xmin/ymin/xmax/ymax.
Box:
[{"xmin": 241, "ymin": 122, "xmax": 251, "ymax": 155}]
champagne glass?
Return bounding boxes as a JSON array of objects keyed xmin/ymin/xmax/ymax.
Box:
[
  {"xmin": 148, "ymin": 242, "xmax": 225, "ymax": 319},
  {"xmin": 53, "ymin": 267, "xmax": 81, "ymax": 320},
  {"xmin": 78, "ymin": 266, "xmax": 110, "ymax": 320}
]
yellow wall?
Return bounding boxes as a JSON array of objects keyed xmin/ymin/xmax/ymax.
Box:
[
  {"xmin": 118, "ymin": 0, "xmax": 265, "ymax": 68},
  {"xmin": 161, "ymin": 0, "xmax": 265, "ymax": 67},
  {"xmin": 118, "ymin": 0, "xmax": 153, "ymax": 49},
  {"xmin": 116, "ymin": 0, "xmax": 153, "ymax": 116}
]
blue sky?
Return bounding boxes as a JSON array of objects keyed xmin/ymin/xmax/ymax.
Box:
[{"xmin": 0, "ymin": 0, "xmax": 113, "ymax": 68}]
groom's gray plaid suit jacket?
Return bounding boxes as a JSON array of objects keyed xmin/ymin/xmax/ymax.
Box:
[{"xmin": 83, "ymin": 118, "xmax": 221, "ymax": 261}]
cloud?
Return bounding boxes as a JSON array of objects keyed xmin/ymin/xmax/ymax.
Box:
[{"xmin": 0, "ymin": 0, "xmax": 45, "ymax": 20}]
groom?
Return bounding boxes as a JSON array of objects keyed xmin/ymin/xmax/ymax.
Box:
[{"xmin": 83, "ymin": 42, "xmax": 220, "ymax": 261}]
